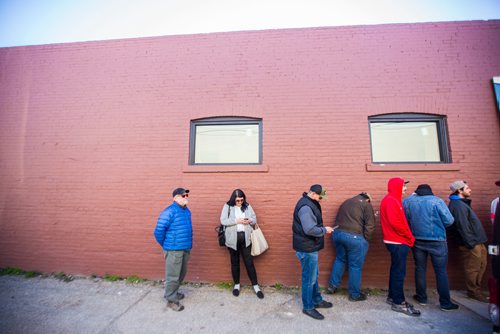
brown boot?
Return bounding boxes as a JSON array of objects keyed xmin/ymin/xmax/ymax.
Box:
[
  {"xmin": 467, "ymin": 291, "xmax": 489, "ymax": 303},
  {"xmin": 167, "ymin": 301, "xmax": 185, "ymax": 311}
]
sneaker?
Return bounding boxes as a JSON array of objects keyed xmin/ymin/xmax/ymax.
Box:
[
  {"xmin": 232, "ymin": 288, "xmax": 240, "ymax": 297},
  {"xmin": 302, "ymin": 308, "xmax": 325, "ymax": 320},
  {"xmin": 177, "ymin": 292, "xmax": 185, "ymax": 300},
  {"xmin": 167, "ymin": 301, "xmax": 184, "ymax": 312},
  {"xmin": 256, "ymin": 291, "xmax": 264, "ymax": 299},
  {"xmin": 326, "ymin": 286, "xmax": 337, "ymax": 294},
  {"xmin": 440, "ymin": 303, "xmax": 459, "ymax": 311},
  {"xmin": 386, "ymin": 297, "xmax": 393, "ymax": 305},
  {"xmin": 349, "ymin": 293, "xmax": 367, "ymax": 302},
  {"xmin": 412, "ymin": 294, "xmax": 427, "ymax": 306},
  {"xmin": 314, "ymin": 300, "xmax": 333, "ymax": 308},
  {"xmin": 391, "ymin": 301, "xmax": 421, "ymax": 317}
]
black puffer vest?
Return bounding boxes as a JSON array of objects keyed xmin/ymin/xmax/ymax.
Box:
[{"xmin": 292, "ymin": 193, "xmax": 324, "ymax": 252}]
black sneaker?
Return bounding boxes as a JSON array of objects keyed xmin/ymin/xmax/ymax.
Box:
[
  {"xmin": 303, "ymin": 308, "xmax": 325, "ymax": 320},
  {"xmin": 349, "ymin": 293, "xmax": 367, "ymax": 302},
  {"xmin": 391, "ymin": 301, "xmax": 421, "ymax": 317},
  {"xmin": 256, "ymin": 291, "xmax": 264, "ymax": 299},
  {"xmin": 326, "ymin": 286, "xmax": 337, "ymax": 294},
  {"xmin": 412, "ymin": 294, "xmax": 427, "ymax": 306},
  {"xmin": 314, "ymin": 300, "xmax": 333, "ymax": 308},
  {"xmin": 440, "ymin": 303, "xmax": 459, "ymax": 311},
  {"xmin": 232, "ymin": 288, "xmax": 240, "ymax": 297}
]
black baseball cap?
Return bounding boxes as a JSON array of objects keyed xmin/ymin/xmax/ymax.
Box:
[
  {"xmin": 310, "ymin": 184, "xmax": 328, "ymax": 199},
  {"xmin": 172, "ymin": 188, "xmax": 189, "ymax": 197}
]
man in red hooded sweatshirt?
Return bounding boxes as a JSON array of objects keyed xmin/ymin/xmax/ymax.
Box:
[{"xmin": 380, "ymin": 177, "xmax": 421, "ymax": 316}]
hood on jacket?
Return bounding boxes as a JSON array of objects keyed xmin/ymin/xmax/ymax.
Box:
[{"xmin": 387, "ymin": 177, "xmax": 406, "ymax": 200}]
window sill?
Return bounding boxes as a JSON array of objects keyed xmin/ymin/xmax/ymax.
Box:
[
  {"xmin": 182, "ymin": 164, "xmax": 269, "ymax": 173},
  {"xmin": 366, "ymin": 163, "xmax": 460, "ymax": 172}
]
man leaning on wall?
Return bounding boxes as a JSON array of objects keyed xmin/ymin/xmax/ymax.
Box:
[
  {"xmin": 327, "ymin": 192, "xmax": 375, "ymax": 302},
  {"xmin": 154, "ymin": 187, "xmax": 193, "ymax": 311},
  {"xmin": 448, "ymin": 180, "xmax": 488, "ymax": 303}
]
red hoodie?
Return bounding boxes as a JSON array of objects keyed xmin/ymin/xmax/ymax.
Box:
[{"xmin": 380, "ymin": 177, "xmax": 415, "ymax": 246}]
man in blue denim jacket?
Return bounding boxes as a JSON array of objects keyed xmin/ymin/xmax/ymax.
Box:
[{"xmin": 403, "ymin": 184, "xmax": 458, "ymax": 311}]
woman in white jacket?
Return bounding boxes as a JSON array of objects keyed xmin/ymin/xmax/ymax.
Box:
[{"xmin": 220, "ymin": 189, "xmax": 264, "ymax": 299}]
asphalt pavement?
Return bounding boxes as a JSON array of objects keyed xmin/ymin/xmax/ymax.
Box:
[{"xmin": 0, "ymin": 275, "xmax": 492, "ymax": 334}]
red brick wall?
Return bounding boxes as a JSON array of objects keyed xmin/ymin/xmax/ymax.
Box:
[{"xmin": 1, "ymin": 21, "xmax": 499, "ymax": 289}]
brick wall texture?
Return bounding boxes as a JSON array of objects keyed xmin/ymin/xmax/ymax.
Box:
[{"xmin": 1, "ymin": 21, "xmax": 499, "ymax": 289}]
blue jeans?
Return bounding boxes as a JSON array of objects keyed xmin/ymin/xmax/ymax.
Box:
[
  {"xmin": 385, "ymin": 243, "xmax": 409, "ymax": 305},
  {"xmin": 296, "ymin": 251, "xmax": 324, "ymax": 310},
  {"xmin": 329, "ymin": 230, "xmax": 369, "ymax": 297},
  {"xmin": 412, "ymin": 240, "xmax": 452, "ymax": 307}
]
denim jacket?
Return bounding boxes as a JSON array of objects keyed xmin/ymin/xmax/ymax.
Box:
[{"xmin": 403, "ymin": 194, "xmax": 454, "ymax": 241}]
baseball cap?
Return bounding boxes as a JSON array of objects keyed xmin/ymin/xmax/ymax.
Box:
[
  {"xmin": 310, "ymin": 184, "xmax": 328, "ymax": 199},
  {"xmin": 172, "ymin": 188, "xmax": 189, "ymax": 197},
  {"xmin": 449, "ymin": 180, "xmax": 467, "ymax": 192}
]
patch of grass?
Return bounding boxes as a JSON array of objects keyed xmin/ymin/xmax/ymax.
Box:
[
  {"xmin": 0, "ymin": 267, "xmax": 26, "ymax": 276},
  {"xmin": 24, "ymin": 271, "xmax": 41, "ymax": 278},
  {"xmin": 215, "ymin": 281, "xmax": 233, "ymax": 290},
  {"xmin": 103, "ymin": 274, "xmax": 122, "ymax": 282},
  {"xmin": 273, "ymin": 282, "xmax": 283, "ymax": 290},
  {"xmin": 53, "ymin": 271, "xmax": 74, "ymax": 282},
  {"xmin": 126, "ymin": 275, "xmax": 144, "ymax": 284}
]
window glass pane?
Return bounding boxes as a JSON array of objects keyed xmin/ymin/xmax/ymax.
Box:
[
  {"xmin": 195, "ymin": 124, "xmax": 259, "ymax": 163},
  {"xmin": 370, "ymin": 122, "xmax": 440, "ymax": 162}
]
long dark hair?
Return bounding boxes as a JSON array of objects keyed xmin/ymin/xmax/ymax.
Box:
[{"xmin": 227, "ymin": 189, "xmax": 248, "ymax": 212}]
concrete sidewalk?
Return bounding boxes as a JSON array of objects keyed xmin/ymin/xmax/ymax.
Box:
[{"xmin": 0, "ymin": 276, "xmax": 491, "ymax": 334}]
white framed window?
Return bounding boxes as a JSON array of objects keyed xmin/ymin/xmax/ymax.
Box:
[
  {"xmin": 189, "ymin": 117, "xmax": 262, "ymax": 165},
  {"xmin": 368, "ymin": 113, "xmax": 451, "ymax": 163}
]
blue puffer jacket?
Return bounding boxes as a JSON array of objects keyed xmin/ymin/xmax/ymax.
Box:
[
  {"xmin": 154, "ymin": 202, "xmax": 193, "ymax": 251},
  {"xmin": 403, "ymin": 194, "xmax": 454, "ymax": 241}
]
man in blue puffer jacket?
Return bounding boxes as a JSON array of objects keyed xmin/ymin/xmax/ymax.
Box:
[
  {"xmin": 403, "ymin": 184, "xmax": 458, "ymax": 311},
  {"xmin": 154, "ymin": 187, "xmax": 193, "ymax": 312}
]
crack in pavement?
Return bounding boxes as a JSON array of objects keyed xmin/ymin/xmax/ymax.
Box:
[{"xmin": 98, "ymin": 289, "xmax": 152, "ymax": 333}]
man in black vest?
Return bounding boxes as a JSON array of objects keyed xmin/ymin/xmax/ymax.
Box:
[{"xmin": 293, "ymin": 184, "xmax": 334, "ymax": 320}]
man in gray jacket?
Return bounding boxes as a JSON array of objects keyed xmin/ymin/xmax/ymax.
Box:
[{"xmin": 292, "ymin": 184, "xmax": 334, "ymax": 320}]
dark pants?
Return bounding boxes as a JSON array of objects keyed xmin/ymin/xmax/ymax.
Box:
[
  {"xmin": 228, "ymin": 231, "xmax": 258, "ymax": 285},
  {"xmin": 412, "ymin": 240, "xmax": 453, "ymax": 307},
  {"xmin": 386, "ymin": 243, "xmax": 409, "ymax": 305}
]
